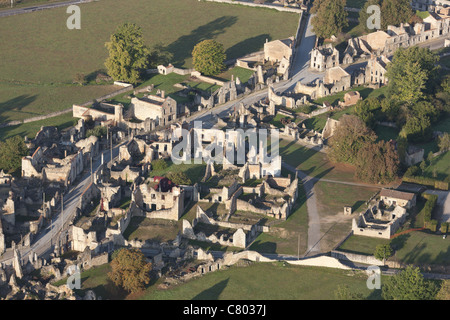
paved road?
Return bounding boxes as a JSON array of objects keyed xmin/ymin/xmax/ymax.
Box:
[{"xmin": 0, "ymin": 0, "xmax": 86, "ymax": 18}]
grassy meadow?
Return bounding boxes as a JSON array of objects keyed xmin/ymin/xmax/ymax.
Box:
[{"xmin": 0, "ymin": 0, "xmax": 298, "ymax": 126}]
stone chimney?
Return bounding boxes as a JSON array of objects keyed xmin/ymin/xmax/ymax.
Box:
[{"xmin": 161, "ymin": 90, "xmax": 165, "ymax": 98}]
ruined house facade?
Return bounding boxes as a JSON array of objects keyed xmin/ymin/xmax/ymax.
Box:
[
  {"xmin": 130, "ymin": 94, "xmax": 177, "ymax": 127},
  {"xmin": 310, "ymin": 44, "xmax": 339, "ymax": 72}
]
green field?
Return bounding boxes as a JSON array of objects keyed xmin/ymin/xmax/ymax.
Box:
[
  {"xmin": 140, "ymin": 262, "xmax": 382, "ymax": 300},
  {"xmin": 58, "ymin": 261, "xmax": 383, "ymax": 300},
  {"xmin": 148, "ymin": 160, "xmax": 207, "ymax": 184},
  {"xmin": 278, "ymin": 138, "xmax": 358, "ymax": 183},
  {"xmin": 338, "ymin": 230, "xmax": 450, "ymax": 266},
  {"xmin": 0, "ymin": 0, "xmax": 297, "ymax": 127},
  {"xmin": 423, "ymin": 151, "xmax": 450, "ymax": 182},
  {"xmin": 0, "ymin": 112, "xmax": 78, "ymax": 141}
]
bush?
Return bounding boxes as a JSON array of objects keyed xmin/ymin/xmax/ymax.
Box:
[
  {"xmin": 427, "ymin": 219, "xmax": 438, "ymax": 232},
  {"xmin": 421, "ymin": 193, "xmax": 438, "ymax": 230},
  {"xmin": 402, "ymin": 176, "xmax": 449, "ymax": 191},
  {"xmin": 440, "ymin": 222, "xmax": 449, "ymax": 234},
  {"xmin": 166, "ymin": 171, "xmax": 192, "ymax": 185},
  {"xmin": 152, "ymin": 159, "xmax": 169, "ymax": 171}
]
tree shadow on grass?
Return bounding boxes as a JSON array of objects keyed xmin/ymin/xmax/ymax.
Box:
[
  {"xmin": 0, "ymin": 94, "xmax": 38, "ymax": 123},
  {"xmin": 192, "ymin": 278, "xmax": 230, "ymax": 300},
  {"xmin": 165, "ymin": 16, "xmax": 238, "ymax": 67},
  {"xmin": 390, "ymin": 233, "xmax": 410, "ymax": 252},
  {"xmin": 224, "ymin": 34, "xmax": 270, "ymax": 62},
  {"xmin": 249, "ymin": 240, "xmax": 277, "ymax": 254}
]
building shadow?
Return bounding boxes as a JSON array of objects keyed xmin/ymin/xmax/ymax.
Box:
[{"xmin": 192, "ymin": 278, "xmax": 230, "ymax": 300}]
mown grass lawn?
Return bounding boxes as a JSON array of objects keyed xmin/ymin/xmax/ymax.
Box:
[
  {"xmin": 278, "ymin": 138, "xmax": 357, "ymax": 183},
  {"xmin": 0, "ymin": 112, "xmax": 78, "ymax": 141},
  {"xmin": 0, "ymin": 83, "xmax": 120, "ymax": 123},
  {"xmin": 148, "ymin": 160, "xmax": 207, "ymax": 184},
  {"xmin": 57, "ymin": 261, "xmax": 384, "ymax": 300},
  {"xmin": 139, "ymin": 262, "xmax": 382, "ymax": 300},
  {"xmin": 338, "ymin": 235, "xmax": 390, "ymax": 256},
  {"xmin": 0, "ymin": 0, "xmax": 298, "ymax": 126}
]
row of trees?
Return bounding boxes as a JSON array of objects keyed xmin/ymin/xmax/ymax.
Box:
[{"xmin": 104, "ymin": 23, "xmax": 226, "ymax": 84}]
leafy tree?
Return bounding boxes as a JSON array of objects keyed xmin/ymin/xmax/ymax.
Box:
[
  {"xmin": 436, "ymin": 280, "xmax": 450, "ymax": 300},
  {"xmin": 386, "ymin": 47, "xmax": 440, "ymax": 104},
  {"xmin": 441, "ymin": 75, "xmax": 450, "ymax": 94},
  {"xmin": 152, "ymin": 159, "xmax": 169, "ymax": 171},
  {"xmin": 411, "ymin": 101, "xmax": 439, "ymax": 123},
  {"xmin": 334, "ymin": 285, "xmax": 364, "ymax": 300},
  {"xmin": 438, "ymin": 133, "xmax": 450, "ymax": 152},
  {"xmin": 382, "ymin": 266, "xmax": 439, "ymax": 300},
  {"xmin": 311, "ymin": 0, "xmax": 348, "ymax": 39},
  {"xmin": 354, "ymin": 97, "xmax": 381, "ymax": 128},
  {"xmin": 399, "ymin": 114, "xmax": 432, "ymax": 143},
  {"xmin": 380, "ymin": 0, "xmax": 414, "ymax": 29},
  {"xmin": 166, "ymin": 171, "xmax": 192, "ymax": 185},
  {"xmin": 310, "ymin": 0, "xmax": 325, "ymax": 14},
  {"xmin": 355, "ymin": 140, "xmax": 399, "ymax": 183},
  {"xmin": 0, "ymin": 136, "xmax": 29, "ymax": 174},
  {"xmin": 192, "ymin": 39, "xmax": 226, "ymax": 76},
  {"xmin": 374, "ymin": 243, "xmax": 393, "ymax": 262},
  {"xmin": 86, "ymin": 126, "xmax": 108, "ymax": 138},
  {"xmin": 108, "ymin": 248, "xmax": 152, "ymax": 294},
  {"xmin": 105, "ymin": 23, "xmax": 150, "ymax": 84},
  {"xmin": 328, "ymin": 115, "xmax": 377, "ymax": 165},
  {"xmin": 380, "ymin": 97, "xmax": 402, "ymax": 123}
]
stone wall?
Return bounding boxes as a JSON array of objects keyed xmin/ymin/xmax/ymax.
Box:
[
  {"xmin": 204, "ymin": 0, "xmax": 303, "ymax": 13},
  {"xmin": 331, "ymin": 250, "xmax": 384, "ymax": 266}
]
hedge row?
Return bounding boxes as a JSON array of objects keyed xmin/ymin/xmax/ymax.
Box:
[
  {"xmin": 421, "ymin": 193, "xmax": 438, "ymax": 231},
  {"xmin": 402, "ymin": 176, "xmax": 449, "ymax": 191}
]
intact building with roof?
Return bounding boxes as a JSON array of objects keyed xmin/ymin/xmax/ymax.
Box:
[{"xmin": 379, "ymin": 189, "xmax": 417, "ymax": 209}]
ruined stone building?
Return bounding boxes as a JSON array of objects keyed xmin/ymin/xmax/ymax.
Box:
[
  {"xmin": 133, "ymin": 177, "xmax": 186, "ymax": 221},
  {"xmin": 352, "ymin": 201, "xmax": 408, "ymax": 239},
  {"xmin": 21, "ymin": 133, "xmax": 99, "ymax": 187},
  {"xmin": 411, "ymin": 0, "xmax": 450, "ymax": 13},
  {"xmin": 323, "ymin": 66, "xmax": 352, "ymax": 94},
  {"xmin": 264, "ymin": 37, "xmax": 294, "ymax": 63},
  {"xmin": 310, "ymin": 44, "xmax": 339, "ymax": 72},
  {"xmin": 264, "ymin": 37, "xmax": 295, "ymax": 75},
  {"xmin": 379, "ymin": 189, "xmax": 417, "ymax": 210},
  {"xmin": 342, "ymin": 14, "xmax": 450, "ymax": 64},
  {"xmin": 73, "ymin": 102, "xmax": 123, "ymax": 124},
  {"xmin": 130, "ymin": 93, "xmax": 177, "ymax": 127}
]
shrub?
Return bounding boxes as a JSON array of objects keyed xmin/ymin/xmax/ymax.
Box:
[
  {"xmin": 440, "ymin": 222, "xmax": 449, "ymax": 234},
  {"xmin": 152, "ymin": 159, "xmax": 169, "ymax": 171},
  {"xmin": 421, "ymin": 193, "xmax": 438, "ymax": 230}
]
